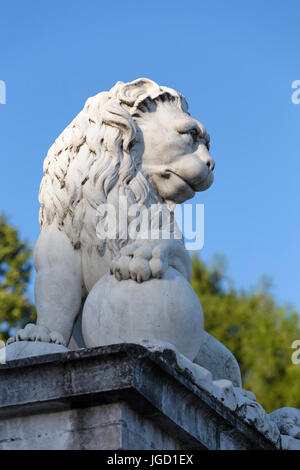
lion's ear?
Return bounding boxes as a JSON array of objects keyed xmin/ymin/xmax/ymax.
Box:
[{"xmin": 117, "ymin": 78, "xmax": 161, "ymax": 108}]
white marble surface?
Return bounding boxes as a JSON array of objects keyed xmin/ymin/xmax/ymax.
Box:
[
  {"xmin": 8, "ymin": 78, "xmax": 214, "ymax": 364},
  {"xmin": 82, "ymin": 267, "xmax": 204, "ymax": 361}
]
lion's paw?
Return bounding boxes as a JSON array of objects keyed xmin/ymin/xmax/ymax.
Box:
[
  {"xmin": 7, "ymin": 323, "xmax": 67, "ymax": 346},
  {"xmin": 49, "ymin": 331, "xmax": 67, "ymax": 345},
  {"xmin": 110, "ymin": 241, "xmax": 168, "ymax": 282}
]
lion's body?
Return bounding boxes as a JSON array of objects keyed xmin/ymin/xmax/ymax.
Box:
[{"xmin": 9, "ymin": 78, "xmax": 215, "ymax": 347}]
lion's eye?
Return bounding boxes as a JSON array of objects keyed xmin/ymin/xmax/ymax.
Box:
[
  {"xmin": 189, "ymin": 128, "xmax": 199, "ymax": 143},
  {"xmin": 178, "ymin": 127, "xmax": 201, "ymax": 145}
]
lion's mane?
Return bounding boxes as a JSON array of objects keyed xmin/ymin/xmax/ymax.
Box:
[{"xmin": 39, "ymin": 78, "xmax": 188, "ymax": 257}]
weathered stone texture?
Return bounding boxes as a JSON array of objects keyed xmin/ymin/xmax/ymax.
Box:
[{"xmin": 0, "ymin": 344, "xmax": 287, "ymax": 450}]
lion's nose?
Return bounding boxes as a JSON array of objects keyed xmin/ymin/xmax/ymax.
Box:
[
  {"xmin": 198, "ymin": 146, "xmax": 215, "ymax": 172},
  {"xmin": 202, "ymin": 154, "xmax": 215, "ymax": 172},
  {"xmin": 206, "ymin": 157, "xmax": 215, "ymax": 172}
]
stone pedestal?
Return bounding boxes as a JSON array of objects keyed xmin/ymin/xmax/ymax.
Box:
[{"xmin": 0, "ymin": 344, "xmax": 279, "ymax": 450}]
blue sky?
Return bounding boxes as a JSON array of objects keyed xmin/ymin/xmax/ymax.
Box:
[{"xmin": 0, "ymin": 0, "xmax": 299, "ymax": 310}]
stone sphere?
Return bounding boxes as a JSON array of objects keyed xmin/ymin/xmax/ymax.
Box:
[{"xmin": 82, "ymin": 267, "xmax": 203, "ymax": 360}]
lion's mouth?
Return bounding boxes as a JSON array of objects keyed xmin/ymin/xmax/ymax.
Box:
[{"xmin": 166, "ymin": 169, "xmax": 212, "ymax": 192}]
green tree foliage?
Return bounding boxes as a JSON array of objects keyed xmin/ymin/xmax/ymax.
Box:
[
  {"xmin": 0, "ymin": 215, "xmax": 36, "ymax": 342},
  {"xmin": 191, "ymin": 253, "xmax": 300, "ymax": 413}
]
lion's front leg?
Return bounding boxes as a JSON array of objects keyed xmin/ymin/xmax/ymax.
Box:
[
  {"xmin": 110, "ymin": 239, "xmax": 192, "ymax": 283},
  {"xmin": 7, "ymin": 226, "xmax": 84, "ymax": 347}
]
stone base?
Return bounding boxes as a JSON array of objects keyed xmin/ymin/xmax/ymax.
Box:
[
  {"xmin": 0, "ymin": 402, "xmax": 183, "ymax": 450},
  {"xmin": 3, "ymin": 341, "xmax": 69, "ymax": 362},
  {"xmin": 0, "ymin": 343, "xmax": 287, "ymax": 450}
]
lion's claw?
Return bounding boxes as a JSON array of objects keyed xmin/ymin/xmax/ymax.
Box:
[
  {"xmin": 49, "ymin": 331, "xmax": 67, "ymax": 346},
  {"xmin": 7, "ymin": 323, "xmax": 67, "ymax": 346},
  {"xmin": 110, "ymin": 241, "xmax": 168, "ymax": 282}
]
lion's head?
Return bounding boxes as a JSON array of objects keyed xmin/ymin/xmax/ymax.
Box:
[{"xmin": 39, "ymin": 78, "xmax": 214, "ymax": 256}]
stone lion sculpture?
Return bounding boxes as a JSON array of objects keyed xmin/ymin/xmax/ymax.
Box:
[{"xmin": 7, "ymin": 78, "xmax": 241, "ymax": 385}]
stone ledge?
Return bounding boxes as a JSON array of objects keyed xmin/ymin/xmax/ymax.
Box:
[{"xmin": 0, "ymin": 343, "xmax": 281, "ymax": 449}]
